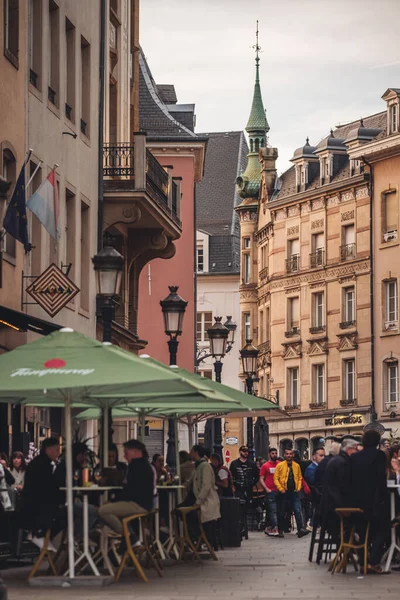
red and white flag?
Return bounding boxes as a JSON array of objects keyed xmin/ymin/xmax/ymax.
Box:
[{"xmin": 27, "ymin": 167, "xmax": 60, "ymax": 240}]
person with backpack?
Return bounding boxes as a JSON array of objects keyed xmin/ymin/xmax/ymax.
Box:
[{"xmin": 210, "ymin": 454, "xmax": 233, "ymax": 497}]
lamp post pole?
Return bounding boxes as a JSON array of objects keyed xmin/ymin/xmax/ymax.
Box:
[
  {"xmin": 240, "ymin": 340, "xmax": 259, "ymax": 462},
  {"xmin": 160, "ymin": 286, "xmax": 188, "ymax": 471}
]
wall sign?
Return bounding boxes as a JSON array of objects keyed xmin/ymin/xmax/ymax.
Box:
[
  {"xmin": 225, "ymin": 436, "xmax": 239, "ymax": 445},
  {"xmin": 26, "ymin": 263, "xmax": 80, "ymax": 317},
  {"xmin": 325, "ymin": 414, "xmax": 364, "ymax": 427}
]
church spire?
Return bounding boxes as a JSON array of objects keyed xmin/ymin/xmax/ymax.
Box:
[{"xmin": 246, "ymin": 21, "xmax": 269, "ymax": 136}]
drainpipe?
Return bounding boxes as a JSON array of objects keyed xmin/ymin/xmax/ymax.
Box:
[
  {"xmin": 97, "ymin": 0, "xmax": 106, "ymax": 251},
  {"xmin": 193, "ymin": 182, "xmax": 198, "ymax": 373},
  {"xmin": 361, "ymin": 156, "xmax": 376, "ymax": 422}
]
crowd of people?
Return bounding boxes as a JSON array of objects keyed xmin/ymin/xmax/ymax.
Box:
[{"xmin": 0, "ymin": 430, "xmax": 399, "ymax": 574}]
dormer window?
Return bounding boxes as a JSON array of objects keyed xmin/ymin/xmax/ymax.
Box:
[
  {"xmin": 300, "ymin": 168, "xmax": 305, "ymax": 184},
  {"xmin": 389, "ymin": 104, "xmax": 399, "ymax": 134}
]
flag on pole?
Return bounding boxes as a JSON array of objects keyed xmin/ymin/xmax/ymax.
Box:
[
  {"xmin": 2, "ymin": 154, "xmax": 32, "ymax": 252},
  {"xmin": 26, "ymin": 167, "xmax": 60, "ymax": 240}
]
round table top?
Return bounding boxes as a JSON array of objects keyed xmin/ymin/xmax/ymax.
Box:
[
  {"xmin": 61, "ymin": 485, "xmax": 123, "ymax": 491},
  {"xmin": 157, "ymin": 485, "xmax": 185, "ymax": 490}
]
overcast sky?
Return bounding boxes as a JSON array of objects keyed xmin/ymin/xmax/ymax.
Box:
[{"xmin": 140, "ymin": 0, "xmax": 400, "ymax": 173}]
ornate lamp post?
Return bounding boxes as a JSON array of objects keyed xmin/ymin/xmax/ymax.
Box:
[
  {"xmin": 160, "ymin": 286, "xmax": 188, "ymax": 469},
  {"xmin": 92, "ymin": 242, "xmax": 124, "ymax": 452},
  {"xmin": 240, "ymin": 339, "xmax": 259, "ymax": 459}
]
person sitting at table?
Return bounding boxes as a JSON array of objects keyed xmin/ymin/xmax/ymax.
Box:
[
  {"xmin": 100, "ymin": 443, "xmax": 127, "ymax": 487},
  {"xmin": 22, "ymin": 437, "xmax": 65, "ymax": 551},
  {"xmin": 151, "ymin": 454, "xmax": 170, "ymax": 484},
  {"xmin": 98, "ymin": 439, "xmax": 154, "ymax": 548}
]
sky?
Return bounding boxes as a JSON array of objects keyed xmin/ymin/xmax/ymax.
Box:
[{"xmin": 140, "ymin": 0, "xmax": 400, "ymax": 174}]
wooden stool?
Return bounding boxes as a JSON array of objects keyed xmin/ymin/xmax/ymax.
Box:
[
  {"xmin": 114, "ymin": 512, "xmax": 149, "ymax": 583},
  {"xmin": 308, "ymin": 512, "xmax": 337, "ymax": 564},
  {"xmin": 329, "ymin": 508, "xmax": 370, "ymax": 575},
  {"xmin": 141, "ymin": 509, "xmax": 163, "ymax": 577},
  {"xmin": 28, "ymin": 529, "xmax": 58, "ymax": 579},
  {"xmin": 174, "ymin": 506, "xmax": 217, "ymax": 562}
]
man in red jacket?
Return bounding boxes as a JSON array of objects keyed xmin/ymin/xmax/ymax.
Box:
[{"xmin": 259, "ymin": 448, "xmax": 281, "ymax": 536}]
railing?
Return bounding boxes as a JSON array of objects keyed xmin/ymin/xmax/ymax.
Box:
[
  {"xmin": 309, "ymin": 325, "xmax": 325, "ymax": 334},
  {"xmin": 309, "ymin": 402, "xmax": 326, "ymax": 409},
  {"xmin": 146, "ymin": 149, "xmax": 168, "ymax": 207},
  {"xmin": 340, "ymin": 398, "xmax": 357, "ymax": 407},
  {"xmin": 285, "ymin": 327, "xmax": 300, "ymax": 338},
  {"xmin": 48, "ymin": 86, "xmax": 56, "ymax": 105},
  {"xmin": 339, "ymin": 320, "xmax": 356, "ymax": 329},
  {"xmin": 259, "ymin": 266, "xmax": 269, "ymax": 281},
  {"xmin": 284, "ymin": 404, "xmax": 300, "ymax": 411},
  {"xmin": 103, "ymin": 143, "xmax": 135, "ymax": 178},
  {"xmin": 309, "ymin": 249, "xmax": 324, "ymax": 268},
  {"xmin": 286, "ymin": 254, "xmax": 300, "ymax": 273},
  {"xmin": 340, "ymin": 243, "xmax": 356, "ymax": 261},
  {"xmin": 30, "ymin": 69, "xmax": 38, "ymax": 88},
  {"xmin": 172, "ymin": 180, "xmax": 178, "ymax": 216}
]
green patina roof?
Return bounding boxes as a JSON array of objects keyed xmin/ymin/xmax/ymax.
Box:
[{"xmin": 246, "ymin": 59, "xmax": 269, "ymax": 134}]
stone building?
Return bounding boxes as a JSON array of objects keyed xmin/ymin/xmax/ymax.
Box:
[{"xmin": 236, "ymin": 49, "xmax": 398, "ymax": 456}]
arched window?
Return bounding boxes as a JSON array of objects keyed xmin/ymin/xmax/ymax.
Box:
[
  {"xmin": 255, "ymin": 138, "xmax": 260, "ymax": 152},
  {"xmin": 279, "ymin": 438, "xmax": 293, "ymax": 456},
  {"xmin": 2, "ymin": 148, "xmax": 17, "ymax": 257},
  {"xmin": 261, "ymin": 138, "xmax": 264, "ymax": 147},
  {"xmin": 295, "ymin": 437, "xmax": 309, "ymax": 460},
  {"xmin": 250, "ymin": 139, "xmax": 254, "ymax": 153}
]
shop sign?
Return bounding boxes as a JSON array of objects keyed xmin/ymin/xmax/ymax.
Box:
[
  {"xmin": 225, "ymin": 436, "xmax": 238, "ymax": 445},
  {"xmin": 325, "ymin": 414, "xmax": 364, "ymax": 427},
  {"xmin": 26, "ymin": 263, "xmax": 80, "ymax": 317}
]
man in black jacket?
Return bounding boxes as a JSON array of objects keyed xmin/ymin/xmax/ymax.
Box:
[
  {"xmin": 22, "ymin": 437, "xmax": 64, "ymax": 550},
  {"xmin": 230, "ymin": 446, "xmax": 259, "ymax": 502},
  {"xmin": 98, "ymin": 439, "xmax": 153, "ymax": 548},
  {"xmin": 350, "ymin": 430, "xmax": 390, "ymax": 574}
]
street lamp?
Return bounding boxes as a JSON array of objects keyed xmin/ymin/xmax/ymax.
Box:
[
  {"xmin": 240, "ymin": 339, "xmax": 259, "ymax": 459},
  {"xmin": 160, "ymin": 286, "xmax": 188, "ymax": 470},
  {"xmin": 223, "ymin": 316, "xmax": 237, "ymax": 348},
  {"xmin": 92, "ymin": 241, "xmax": 124, "ymax": 454}
]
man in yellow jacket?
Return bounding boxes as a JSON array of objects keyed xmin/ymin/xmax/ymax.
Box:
[{"xmin": 273, "ymin": 448, "xmax": 310, "ymax": 538}]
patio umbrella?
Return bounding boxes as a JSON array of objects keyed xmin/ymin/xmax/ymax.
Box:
[{"xmin": 254, "ymin": 416, "xmax": 270, "ymax": 459}]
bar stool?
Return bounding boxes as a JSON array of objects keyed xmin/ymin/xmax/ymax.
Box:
[
  {"xmin": 329, "ymin": 508, "xmax": 369, "ymax": 575},
  {"xmin": 28, "ymin": 529, "xmax": 58, "ymax": 579},
  {"xmin": 141, "ymin": 509, "xmax": 163, "ymax": 577},
  {"xmin": 174, "ymin": 506, "xmax": 217, "ymax": 562}
]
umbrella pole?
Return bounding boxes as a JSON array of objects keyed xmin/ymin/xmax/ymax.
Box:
[
  {"xmin": 65, "ymin": 398, "xmax": 75, "ymax": 578},
  {"xmin": 140, "ymin": 412, "xmax": 146, "ymax": 444},
  {"xmin": 187, "ymin": 417, "xmax": 193, "ymax": 450},
  {"xmin": 174, "ymin": 417, "xmax": 182, "ymax": 502},
  {"xmin": 103, "ymin": 406, "xmax": 109, "ymax": 467}
]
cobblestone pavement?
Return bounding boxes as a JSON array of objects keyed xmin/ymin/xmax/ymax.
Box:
[{"xmin": 3, "ymin": 531, "xmax": 399, "ymax": 600}]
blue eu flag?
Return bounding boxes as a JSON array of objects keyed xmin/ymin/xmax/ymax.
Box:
[{"xmin": 3, "ymin": 163, "xmax": 32, "ymax": 252}]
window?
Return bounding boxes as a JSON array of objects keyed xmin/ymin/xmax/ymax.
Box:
[
  {"xmin": 48, "ymin": 0, "xmax": 60, "ymax": 106},
  {"xmin": 311, "ymin": 232, "xmax": 324, "ymax": 267},
  {"xmin": 288, "ymin": 367, "xmax": 299, "ymax": 406},
  {"xmin": 288, "ymin": 297, "xmax": 299, "ymax": 330},
  {"xmin": 287, "ymin": 238, "xmax": 300, "ymax": 272},
  {"xmin": 200, "ymin": 370, "xmax": 212, "ymax": 380},
  {"xmin": 29, "ymin": 0, "xmax": 42, "ymax": 89},
  {"xmin": 66, "ymin": 189, "xmax": 75, "ymax": 282},
  {"xmin": 243, "ymin": 253, "xmax": 251, "ymax": 283},
  {"xmin": 385, "ymin": 280, "xmax": 398, "ymax": 326},
  {"xmin": 196, "ymin": 244, "xmax": 204, "ymax": 272},
  {"xmin": 313, "ymin": 364, "xmax": 325, "ymax": 405},
  {"xmin": 344, "ymin": 359, "xmax": 355, "ymax": 401},
  {"xmin": 2, "ymin": 150, "xmax": 16, "ymax": 257},
  {"xmin": 266, "ymin": 307, "xmax": 270, "ymax": 341},
  {"xmin": 243, "ymin": 313, "xmax": 251, "ymax": 341},
  {"xmin": 344, "ymin": 287, "xmax": 355, "ymax": 322},
  {"xmin": 65, "ymin": 18, "xmax": 75, "ymax": 122},
  {"xmin": 382, "ymin": 191, "xmax": 398, "ymax": 239},
  {"xmin": 259, "ymin": 310, "xmax": 264, "ymax": 342},
  {"xmin": 196, "ymin": 312, "xmax": 212, "ymax": 343},
  {"xmin": 388, "ymin": 362, "xmax": 399, "ymax": 404},
  {"xmin": 81, "ymin": 36, "xmax": 90, "ymax": 136},
  {"xmin": 313, "ymin": 292, "xmax": 324, "ymax": 328},
  {"xmin": 243, "ymin": 237, "xmax": 250, "ymax": 249},
  {"xmin": 389, "ymin": 104, "xmax": 399, "ymax": 134},
  {"xmin": 80, "ymin": 200, "xmax": 89, "ymax": 310},
  {"xmin": 4, "ymin": 0, "xmax": 19, "ymax": 67},
  {"xmin": 341, "ymin": 224, "xmax": 355, "ymax": 260}
]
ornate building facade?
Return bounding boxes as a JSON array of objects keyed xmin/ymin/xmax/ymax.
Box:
[{"xmin": 236, "ymin": 50, "xmax": 399, "ymax": 456}]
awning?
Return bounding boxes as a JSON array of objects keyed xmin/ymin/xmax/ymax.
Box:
[{"xmin": 0, "ymin": 305, "xmax": 62, "ymax": 336}]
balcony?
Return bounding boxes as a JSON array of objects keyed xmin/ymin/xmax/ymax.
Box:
[
  {"xmin": 340, "ymin": 398, "xmax": 357, "ymax": 407},
  {"xmin": 284, "ymin": 404, "xmax": 300, "ymax": 411},
  {"xmin": 285, "ymin": 327, "xmax": 300, "ymax": 338},
  {"xmin": 309, "ymin": 325, "xmax": 326, "ymax": 334},
  {"xmin": 309, "ymin": 249, "xmax": 324, "ymax": 268},
  {"xmin": 286, "ymin": 254, "xmax": 300, "ymax": 273},
  {"xmin": 340, "ymin": 243, "xmax": 356, "ymax": 261},
  {"xmin": 103, "ymin": 134, "xmax": 181, "ymax": 239},
  {"xmin": 309, "ymin": 402, "xmax": 326, "ymax": 409},
  {"xmin": 259, "ymin": 266, "xmax": 268, "ymax": 282},
  {"xmin": 257, "ymin": 340, "xmax": 271, "ymax": 354},
  {"xmin": 339, "ymin": 320, "xmax": 356, "ymax": 329}
]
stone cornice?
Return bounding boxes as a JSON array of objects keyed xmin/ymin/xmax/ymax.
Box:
[
  {"xmin": 348, "ymin": 133, "xmax": 400, "ymax": 162},
  {"xmin": 147, "ymin": 141, "xmax": 207, "ymax": 183}
]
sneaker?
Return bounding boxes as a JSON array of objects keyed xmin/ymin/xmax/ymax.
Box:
[
  {"xmin": 297, "ymin": 529, "xmax": 310, "ymax": 538},
  {"xmin": 272, "ymin": 527, "xmax": 279, "ymax": 536},
  {"xmin": 264, "ymin": 527, "xmax": 274, "ymax": 536},
  {"xmin": 31, "ymin": 536, "xmax": 45, "ymax": 550}
]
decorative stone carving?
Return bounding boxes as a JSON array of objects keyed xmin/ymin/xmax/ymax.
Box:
[
  {"xmin": 307, "ymin": 339, "xmax": 328, "ymax": 355},
  {"xmin": 268, "ymin": 261, "xmax": 370, "ymax": 292},
  {"xmin": 285, "ymin": 286, "xmax": 301, "ymax": 294},
  {"xmin": 301, "ymin": 202, "xmax": 311, "ymax": 215},
  {"xmin": 341, "ymin": 190, "xmax": 354, "ymax": 202},
  {"xmin": 327, "ymin": 195, "xmax": 340, "ymax": 207},
  {"xmin": 241, "ymin": 210, "xmax": 257, "ymax": 222},
  {"xmin": 287, "ymin": 225, "xmax": 299, "ymax": 236},
  {"xmin": 282, "ymin": 341, "xmax": 302, "ymax": 360},
  {"xmin": 337, "ymin": 332, "xmax": 358, "ymax": 351},
  {"xmin": 311, "ymin": 219, "xmax": 324, "ymax": 230},
  {"xmin": 356, "ymin": 186, "xmax": 369, "ymax": 200},
  {"xmin": 288, "ymin": 205, "xmax": 299, "ymax": 217},
  {"xmin": 341, "ymin": 210, "xmax": 354, "ymax": 222},
  {"xmin": 312, "ymin": 198, "xmax": 324, "ymax": 211},
  {"xmin": 276, "ymin": 209, "xmax": 286, "ymax": 221}
]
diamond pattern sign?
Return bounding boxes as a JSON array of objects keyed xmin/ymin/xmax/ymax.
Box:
[{"xmin": 26, "ymin": 263, "xmax": 80, "ymax": 317}]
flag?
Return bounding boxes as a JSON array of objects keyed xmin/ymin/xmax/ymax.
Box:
[
  {"xmin": 2, "ymin": 160, "xmax": 32, "ymax": 252},
  {"xmin": 27, "ymin": 167, "xmax": 60, "ymax": 240}
]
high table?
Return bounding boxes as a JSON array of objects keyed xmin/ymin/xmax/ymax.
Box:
[
  {"xmin": 385, "ymin": 482, "xmax": 400, "ymax": 572},
  {"xmin": 156, "ymin": 485, "xmax": 185, "ymax": 559},
  {"xmin": 61, "ymin": 485, "xmax": 122, "ymax": 576}
]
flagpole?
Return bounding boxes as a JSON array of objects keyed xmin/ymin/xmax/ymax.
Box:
[{"xmin": 26, "ymin": 160, "xmax": 42, "ymax": 190}]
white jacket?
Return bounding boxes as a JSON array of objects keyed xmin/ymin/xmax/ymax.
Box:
[{"xmin": 192, "ymin": 458, "xmax": 220, "ymax": 523}]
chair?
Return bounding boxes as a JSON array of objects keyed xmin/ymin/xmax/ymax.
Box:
[
  {"xmin": 309, "ymin": 511, "xmax": 337, "ymax": 564},
  {"xmin": 28, "ymin": 529, "xmax": 58, "ymax": 579},
  {"xmin": 174, "ymin": 506, "xmax": 217, "ymax": 562},
  {"xmin": 329, "ymin": 508, "xmax": 369, "ymax": 575}
]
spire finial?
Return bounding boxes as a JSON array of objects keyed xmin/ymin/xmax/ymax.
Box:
[
  {"xmin": 306, "ymin": 136, "xmax": 310, "ymax": 145},
  {"xmin": 252, "ymin": 20, "xmax": 261, "ymax": 74},
  {"xmin": 360, "ymin": 117, "xmax": 364, "ymax": 127}
]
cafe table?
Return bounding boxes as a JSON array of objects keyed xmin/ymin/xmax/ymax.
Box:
[
  {"xmin": 61, "ymin": 485, "xmax": 122, "ymax": 576},
  {"xmin": 385, "ymin": 481, "xmax": 400, "ymax": 572},
  {"xmin": 156, "ymin": 485, "xmax": 185, "ymax": 559}
]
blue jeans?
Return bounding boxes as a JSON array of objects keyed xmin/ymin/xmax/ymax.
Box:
[
  {"xmin": 279, "ymin": 491, "xmax": 303, "ymax": 532},
  {"xmin": 266, "ymin": 491, "xmax": 279, "ymax": 529}
]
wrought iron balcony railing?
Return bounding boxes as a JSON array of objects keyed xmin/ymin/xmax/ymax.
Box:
[
  {"xmin": 340, "ymin": 398, "xmax": 357, "ymax": 407},
  {"xmin": 309, "ymin": 325, "xmax": 326, "ymax": 334},
  {"xmin": 285, "ymin": 327, "xmax": 300, "ymax": 338},
  {"xmin": 29, "ymin": 69, "xmax": 38, "ymax": 88},
  {"xmin": 284, "ymin": 404, "xmax": 300, "ymax": 411},
  {"xmin": 146, "ymin": 149, "xmax": 169, "ymax": 208},
  {"xmin": 286, "ymin": 254, "xmax": 300, "ymax": 273},
  {"xmin": 103, "ymin": 143, "xmax": 135, "ymax": 178},
  {"xmin": 309, "ymin": 402, "xmax": 326, "ymax": 409},
  {"xmin": 340, "ymin": 243, "xmax": 356, "ymax": 261},
  {"xmin": 339, "ymin": 320, "xmax": 356, "ymax": 329},
  {"xmin": 309, "ymin": 249, "xmax": 324, "ymax": 268}
]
